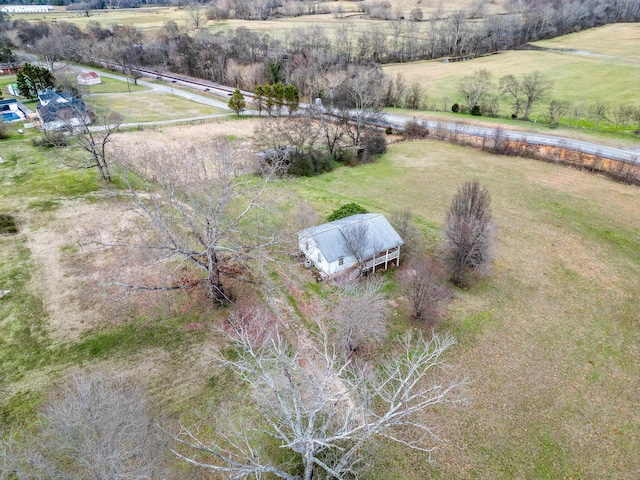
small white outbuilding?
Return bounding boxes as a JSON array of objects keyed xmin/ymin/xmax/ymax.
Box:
[
  {"xmin": 298, "ymin": 213, "xmax": 404, "ymax": 280},
  {"xmin": 77, "ymin": 71, "xmax": 102, "ymax": 86}
]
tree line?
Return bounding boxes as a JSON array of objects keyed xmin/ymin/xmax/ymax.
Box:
[{"xmin": 1, "ymin": 0, "xmax": 639, "ymax": 103}]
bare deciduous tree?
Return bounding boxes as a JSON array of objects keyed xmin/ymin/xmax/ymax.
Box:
[
  {"xmin": 610, "ymin": 103, "xmax": 634, "ymax": 131},
  {"xmin": 184, "ymin": 1, "xmax": 206, "ymax": 29},
  {"xmin": 521, "ymin": 70, "xmax": 553, "ymax": 121},
  {"xmin": 342, "ymin": 220, "xmax": 373, "ymax": 274},
  {"xmin": 499, "ymin": 73, "xmax": 523, "ymax": 118},
  {"xmin": 326, "ymin": 66, "xmax": 388, "ymax": 148},
  {"xmin": 400, "ymin": 256, "xmax": 451, "ymax": 325},
  {"xmin": 458, "ymin": 68, "xmax": 493, "ymax": 111},
  {"xmin": 547, "ymin": 99, "xmax": 572, "ymax": 126},
  {"xmin": 110, "ymin": 139, "xmax": 282, "ymax": 304},
  {"xmin": 330, "ymin": 276, "xmax": 389, "ymax": 356},
  {"xmin": 169, "ymin": 319, "xmax": 462, "ymax": 480},
  {"xmin": 390, "ymin": 208, "xmax": 426, "ymax": 260},
  {"xmin": 65, "ymin": 103, "xmax": 123, "ymax": 182},
  {"xmin": 441, "ymin": 179, "xmax": 496, "ymax": 287},
  {"xmin": 21, "ymin": 372, "xmax": 166, "ymax": 479}
]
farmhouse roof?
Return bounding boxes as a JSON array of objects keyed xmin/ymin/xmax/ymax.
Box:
[
  {"xmin": 38, "ymin": 88, "xmax": 70, "ymax": 106},
  {"xmin": 37, "ymin": 97, "xmax": 87, "ymax": 123},
  {"xmin": 298, "ymin": 214, "xmax": 404, "ymax": 262}
]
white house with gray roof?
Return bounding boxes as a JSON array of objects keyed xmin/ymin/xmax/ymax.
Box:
[{"xmin": 298, "ymin": 214, "xmax": 404, "ymax": 280}]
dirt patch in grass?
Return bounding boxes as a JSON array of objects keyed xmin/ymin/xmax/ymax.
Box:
[
  {"xmin": 25, "ymin": 198, "xmax": 139, "ymax": 342},
  {"xmin": 111, "ymin": 117, "xmax": 262, "ymax": 151}
]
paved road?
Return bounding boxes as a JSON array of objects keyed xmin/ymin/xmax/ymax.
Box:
[
  {"xmin": 383, "ymin": 114, "xmax": 640, "ymax": 165},
  {"xmin": 75, "ymin": 66, "xmax": 233, "ymax": 111},
  {"xmin": 72, "ymin": 65, "xmax": 640, "ymax": 165}
]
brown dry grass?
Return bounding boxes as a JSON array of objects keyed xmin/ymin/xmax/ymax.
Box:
[{"xmin": 111, "ymin": 117, "xmax": 261, "ymax": 152}]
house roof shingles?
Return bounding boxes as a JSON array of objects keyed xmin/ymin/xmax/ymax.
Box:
[
  {"xmin": 298, "ymin": 214, "xmax": 404, "ymax": 262},
  {"xmin": 37, "ymin": 98, "xmax": 87, "ymax": 123}
]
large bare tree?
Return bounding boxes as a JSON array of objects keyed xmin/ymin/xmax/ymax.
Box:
[
  {"xmin": 9, "ymin": 372, "xmax": 166, "ymax": 479},
  {"xmin": 441, "ymin": 179, "xmax": 496, "ymax": 287},
  {"xmin": 325, "ymin": 66, "xmax": 388, "ymax": 148},
  {"xmin": 521, "ymin": 70, "xmax": 553, "ymax": 121},
  {"xmin": 111, "ymin": 139, "xmax": 282, "ymax": 304},
  {"xmin": 400, "ymin": 256, "xmax": 451, "ymax": 325},
  {"xmin": 169, "ymin": 316, "xmax": 462, "ymax": 480}
]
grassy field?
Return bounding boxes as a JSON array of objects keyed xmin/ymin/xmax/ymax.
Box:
[
  {"xmin": 87, "ymin": 76, "xmax": 150, "ymax": 94},
  {"xmin": 383, "ymin": 24, "xmax": 640, "ymax": 118},
  {"xmin": 290, "ymin": 140, "xmax": 640, "ymax": 479},
  {"xmin": 92, "ymin": 91, "xmax": 227, "ymax": 123},
  {"xmin": 0, "ymin": 122, "xmax": 221, "ymax": 430},
  {"xmin": 533, "ymin": 22, "xmax": 640, "ymax": 60},
  {"xmin": 0, "ymin": 116, "xmax": 639, "ymax": 477}
]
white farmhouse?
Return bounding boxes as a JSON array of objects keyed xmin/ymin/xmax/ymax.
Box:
[{"xmin": 298, "ymin": 213, "xmax": 404, "ymax": 280}]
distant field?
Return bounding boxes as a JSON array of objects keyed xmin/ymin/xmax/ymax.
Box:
[
  {"xmin": 5, "ymin": 0, "xmax": 507, "ymax": 36},
  {"xmin": 8, "ymin": 7, "xmax": 193, "ymax": 32},
  {"xmin": 533, "ymin": 22, "xmax": 640, "ymax": 60},
  {"xmin": 384, "ymin": 27, "xmax": 640, "ymax": 119}
]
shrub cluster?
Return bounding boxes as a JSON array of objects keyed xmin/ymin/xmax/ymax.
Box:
[
  {"xmin": 327, "ymin": 203, "xmax": 369, "ymax": 222},
  {"xmin": 403, "ymin": 119, "xmax": 430, "ymax": 139}
]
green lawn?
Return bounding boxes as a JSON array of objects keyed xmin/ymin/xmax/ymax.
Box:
[
  {"xmin": 92, "ymin": 91, "xmax": 227, "ymax": 123},
  {"xmin": 87, "ymin": 76, "xmax": 150, "ymax": 94},
  {"xmin": 384, "ymin": 48, "xmax": 640, "ymax": 117}
]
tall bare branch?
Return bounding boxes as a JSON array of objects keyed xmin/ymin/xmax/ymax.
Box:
[{"xmin": 169, "ymin": 314, "xmax": 463, "ymax": 479}]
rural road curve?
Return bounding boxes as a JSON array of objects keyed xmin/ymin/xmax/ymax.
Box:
[
  {"xmin": 74, "ymin": 65, "xmax": 639, "ymax": 165},
  {"xmin": 383, "ymin": 114, "xmax": 640, "ymax": 165}
]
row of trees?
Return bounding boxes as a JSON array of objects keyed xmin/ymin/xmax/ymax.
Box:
[
  {"xmin": 455, "ymin": 69, "xmax": 553, "ymax": 120},
  {"xmin": 2, "ymin": 0, "xmax": 639, "ymax": 102},
  {"xmin": 452, "ymin": 68, "xmax": 640, "ymax": 133},
  {"xmin": 253, "ymin": 83, "xmax": 299, "ymax": 116}
]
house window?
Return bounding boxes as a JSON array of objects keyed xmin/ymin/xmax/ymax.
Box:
[
  {"xmin": 305, "ymin": 241, "xmax": 309, "ymax": 251},
  {"xmin": 338, "ymin": 257, "xmax": 344, "ymax": 266},
  {"xmin": 318, "ymin": 253, "xmax": 321, "ymax": 262}
]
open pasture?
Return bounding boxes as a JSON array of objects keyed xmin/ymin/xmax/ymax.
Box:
[
  {"xmin": 384, "ymin": 43, "xmax": 640, "ymax": 118},
  {"xmin": 7, "ymin": 6, "xmax": 194, "ymax": 33},
  {"xmin": 5, "ymin": 1, "xmax": 507, "ymax": 36},
  {"xmin": 291, "ymin": 139, "xmax": 640, "ymax": 478},
  {"xmin": 383, "ymin": 23, "xmax": 640, "ymax": 120},
  {"xmin": 1, "ymin": 112, "xmax": 639, "ymax": 477},
  {"xmin": 533, "ymin": 22, "xmax": 640, "ymax": 61}
]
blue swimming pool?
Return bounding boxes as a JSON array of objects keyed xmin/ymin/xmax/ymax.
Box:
[{"xmin": 2, "ymin": 112, "xmax": 20, "ymax": 122}]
